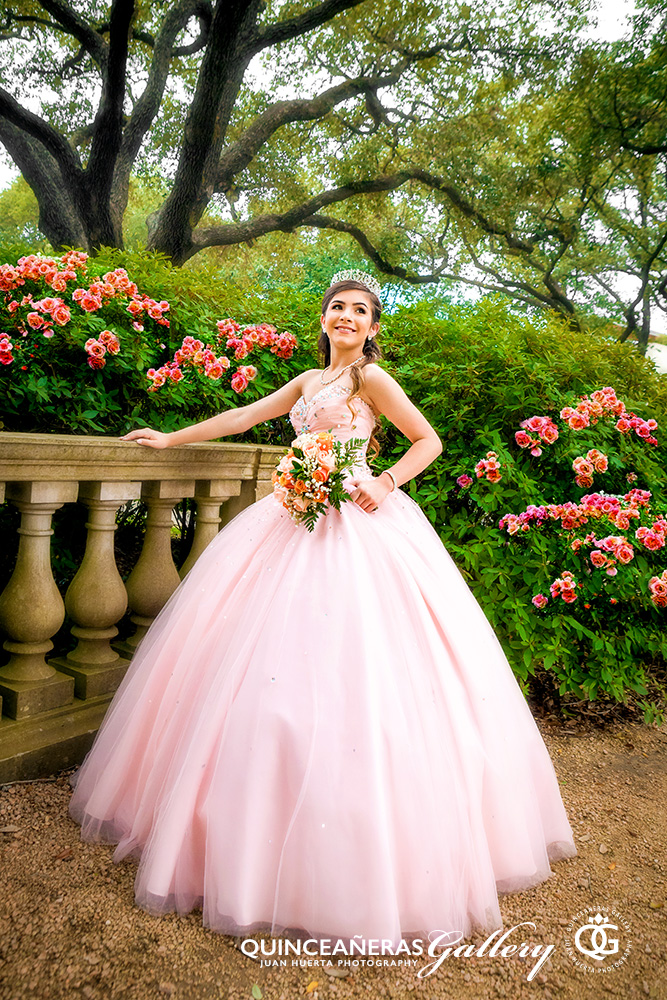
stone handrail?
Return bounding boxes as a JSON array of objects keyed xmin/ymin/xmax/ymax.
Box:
[{"xmin": 0, "ymin": 431, "xmax": 284, "ymax": 781}]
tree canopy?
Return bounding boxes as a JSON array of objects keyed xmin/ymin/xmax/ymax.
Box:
[{"xmin": 0, "ymin": 0, "xmax": 666, "ymax": 343}]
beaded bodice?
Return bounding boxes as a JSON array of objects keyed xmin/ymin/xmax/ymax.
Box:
[{"xmin": 289, "ymin": 384, "xmax": 376, "ymax": 476}]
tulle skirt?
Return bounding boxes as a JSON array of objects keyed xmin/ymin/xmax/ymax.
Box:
[{"xmin": 69, "ymin": 486, "xmax": 576, "ymax": 945}]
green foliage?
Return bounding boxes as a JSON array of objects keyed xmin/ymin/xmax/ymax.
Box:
[
  {"xmin": 376, "ymin": 297, "xmax": 667, "ymax": 720},
  {"xmin": 0, "ymin": 178, "xmax": 42, "ymax": 245}
]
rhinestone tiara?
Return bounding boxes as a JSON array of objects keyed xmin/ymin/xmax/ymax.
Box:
[{"xmin": 329, "ymin": 269, "xmax": 382, "ymax": 299}]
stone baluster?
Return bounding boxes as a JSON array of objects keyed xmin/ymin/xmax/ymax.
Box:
[
  {"xmin": 50, "ymin": 482, "xmax": 142, "ymax": 699},
  {"xmin": 219, "ymin": 478, "xmax": 260, "ymax": 529},
  {"xmin": 0, "ymin": 481, "xmax": 78, "ymax": 719},
  {"xmin": 113, "ymin": 480, "xmax": 194, "ymax": 658},
  {"xmin": 256, "ymin": 447, "xmax": 283, "ymax": 500},
  {"xmin": 178, "ymin": 479, "xmax": 243, "ymax": 578}
]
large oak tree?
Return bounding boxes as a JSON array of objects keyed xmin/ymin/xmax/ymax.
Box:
[
  {"xmin": 0, "ymin": 0, "xmax": 665, "ymax": 345},
  {"xmin": 0, "ymin": 1, "xmax": 575, "ymax": 261}
]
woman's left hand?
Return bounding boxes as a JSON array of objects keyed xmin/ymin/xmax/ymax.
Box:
[{"xmin": 348, "ymin": 474, "xmax": 393, "ymax": 514}]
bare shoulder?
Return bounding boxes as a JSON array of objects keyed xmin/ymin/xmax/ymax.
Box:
[
  {"xmin": 298, "ymin": 367, "xmax": 324, "ymax": 397},
  {"xmin": 360, "ymin": 363, "xmax": 438, "ymax": 447},
  {"xmin": 362, "ymin": 363, "xmax": 407, "ymax": 403}
]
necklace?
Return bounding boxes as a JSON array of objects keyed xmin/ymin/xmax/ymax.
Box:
[{"xmin": 320, "ymin": 355, "xmax": 365, "ymax": 386}]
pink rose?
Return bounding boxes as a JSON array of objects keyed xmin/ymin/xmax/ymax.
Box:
[
  {"xmin": 456, "ymin": 474, "xmax": 473, "ymax": 488},
  {"xmin": 616, "ymin": 544, "xmax": 634, "ymax": 564},
  {"xmin": 79, "ymin": 292, "xmax": 101, "ymax": 312},
  {"xmin": 231, "ymin": 371, "xmax": 248, "ymax": 393},
  {"xmin": 643, "ymin": 532, "xmax": 664, "ymax": 551},
  {"xmin": 531, "ymin": 594, "xmax": 548, "ymax": 609},
  {"xmin": 52, "ymin": 305, "xmax": 70, "ymax": 325},
  {"xmin": 292, "ymin": 496, "xmax": 312, "ymax": 512}
]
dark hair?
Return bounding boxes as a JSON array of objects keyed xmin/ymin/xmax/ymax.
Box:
[{"xmin": 318, "ymin": 279, "xmax": 382, "ymax": 458}]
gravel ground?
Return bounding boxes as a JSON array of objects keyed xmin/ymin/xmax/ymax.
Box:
[{"xmin": 0, "ymin": 718, "xmax": 665, "ymax": 1000}]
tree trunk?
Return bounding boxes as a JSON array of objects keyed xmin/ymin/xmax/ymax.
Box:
[
  {"xmin": 639, "ymin": 289, "xmax": 651, "ymax": 355},
  {"xmin": 0, "ymin": 120, "xmax": 89, "ymax": 251},
  {"xmin": 147, "ymin": 0, "xmax": 260, "ymax": 263}
]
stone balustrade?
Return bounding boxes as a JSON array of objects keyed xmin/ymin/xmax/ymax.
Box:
[{"xmin": 0, "ymin": 431, "xmax": 284, "ymax": 782}]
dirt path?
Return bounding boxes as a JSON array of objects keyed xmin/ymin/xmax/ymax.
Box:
[{"xmin": 0, "ymin": 720, "xmax": 665, "ymax": 1000}]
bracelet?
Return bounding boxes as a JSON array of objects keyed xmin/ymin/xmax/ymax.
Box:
[{"xmin": 381, "ymin": 469, "xmax": 397, "ymax": 492}]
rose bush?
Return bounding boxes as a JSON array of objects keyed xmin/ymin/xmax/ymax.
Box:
[
  {"xmin": 377, "ymin": 298, "xmax": 667, "ymax": 722},
  {"xmin": 0, "ymin": 246, "xmax": 303, "ymax": 443}
]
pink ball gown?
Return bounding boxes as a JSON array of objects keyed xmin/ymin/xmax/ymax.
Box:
[{"xmin": 69, "ymin": 383, "xmax": 576, "ymax": 945}]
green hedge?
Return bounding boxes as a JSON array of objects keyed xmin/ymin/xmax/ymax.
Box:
[{"xmin": 377, "ymin": 298, "xmax": 667, "ymax": 722}]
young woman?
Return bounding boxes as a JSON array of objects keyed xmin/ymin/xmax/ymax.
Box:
[{"xmin": 69, "ymin": 271, "xmax": 576, "ymax": 946}]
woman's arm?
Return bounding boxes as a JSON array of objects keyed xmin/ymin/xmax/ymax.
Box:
[
  {"xmin": 365, "ymin": 364, "xmax": 442, "ymax": 484},
  {"xmin": 349, "ymin": 365, "xmax": 442, "ymax": 512},
  {"xmin": 121, "ymin": 372, "xmax": 314, "ymax": 448}
]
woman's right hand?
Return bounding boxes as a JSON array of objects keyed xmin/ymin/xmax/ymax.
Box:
[{"xmin": 120, "ymin": 427, "xmax": 171, "ymax": 449}]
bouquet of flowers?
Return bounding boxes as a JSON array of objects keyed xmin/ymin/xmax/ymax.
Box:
[{"xmin": 272, "ymin": 431, "xmax": 367, "ymax": 531}]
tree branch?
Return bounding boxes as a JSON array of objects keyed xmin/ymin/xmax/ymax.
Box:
[
  {"xmin": 216, "ymin": 64, "xmax": 412, "ymax": 191},
  {"xmin": 86, "ymin": 0, "xmax": 135, "ymax": 235},
  {"xmin": 99, "ymin": 1, "xmax": 213, "ymax": 57},
  {"xmin": 405, "ymin": 168, "xmax": 536, "ymax": 255},
  {"xmin": 302, "ymin": 213, "xmax": 572, "ymax": 310},
  {"xmin": 0, "ymin": 118, "xmax": 88, "ymax": 249},
  {"xmin": 252, "ymin": 0, "xmax": 367, "ymax": 52},
  {"xmin": 0, "ymin": 85, "xmax": 84, "ymax": 190},
  {"xmin": 32, "ymin": 0, "xmax": 108, "ymax": 67},
  {"xmin": 183, "ymin": 173, "xmax": 419, "ymax": 260},
  {"xmin": 303, "ymin": 213, "xmax": 447, "ymax": 283},
  {"xmin": 122, "ymin": 0, "xmax": 208, "ymax": 165}
]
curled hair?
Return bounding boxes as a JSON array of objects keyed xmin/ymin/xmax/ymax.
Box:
[{"xmin": 319, "ymin": 280, "xmax": 382, "ymax": 458}]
